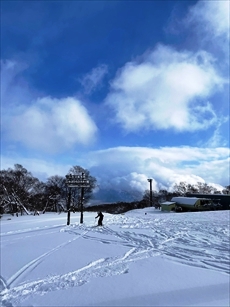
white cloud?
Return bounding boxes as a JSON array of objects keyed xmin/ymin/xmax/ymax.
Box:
[
  {"xmin": 105, "ymin": 45, "xmax": 225, "ymax": 133},
  {"xmin": 168, "ymin": 0, "xmax": 229, "ymax": 53},
  {"xmin": 183, "ymin": 0, "xmax": 230, "ymax": 70},
  {"xmin": 186, "ymin": 0, "xmax": 230, "ymax": 39},
  {"xmin": 204, "ymin": 121, "xmax": 229, "ymax": 148},
  {"xmin": 80, "ymin": 64, "xmax": 108, "ymax": 94},
  {"xmin": 1, "ymin": 60, "xmax": 98, "ymax": 153},
  {"xmin": 7, "ymin": 96, "xmax": 98, "ymax": 153}
]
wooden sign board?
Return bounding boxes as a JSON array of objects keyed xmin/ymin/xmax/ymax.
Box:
[{"xmin": 67, "ymin": 184, "xmax": 90, "ymax": 188}]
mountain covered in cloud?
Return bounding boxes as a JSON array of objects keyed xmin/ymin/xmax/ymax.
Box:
[{"xmin": 1, "ymin": 0, "xmax": 229, "ymax": 203}]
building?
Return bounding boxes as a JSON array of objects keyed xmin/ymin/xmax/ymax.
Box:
[
  {"xmin": 161, "ymin": 201, "xmax": 176, "ymax": 212},
  {"xmin": 171, "ymin": 197, "xmax": 212, "ymax": 211},
  {"xmin": 186, "ymin": 194, "xmax": 230, "ymax": 210}
]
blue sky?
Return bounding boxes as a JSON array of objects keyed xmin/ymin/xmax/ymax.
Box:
[{"xmin": 1, "ymin": 0, "xmax": 229, "ymax": 202}]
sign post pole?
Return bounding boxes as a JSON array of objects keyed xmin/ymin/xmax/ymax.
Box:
[
  {"xmin": 67, "ymin": 188, "xmax": 71, "ymax": 225},
  {"xmin": 80, "ymin": 187, "xmax": 84, "ymax": 224},
  {"xmin": 65, "ymin": 172, "xmax": 90, "ymax": 225}
]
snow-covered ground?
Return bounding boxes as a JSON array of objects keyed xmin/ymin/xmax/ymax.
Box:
[{"xmin": 0, "ymin": 208, "xmax": 229, "ymax": 307}]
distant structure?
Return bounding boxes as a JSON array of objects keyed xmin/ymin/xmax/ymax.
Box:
[
  {"xmin": 186, "ymin": 194, "xmax": 230, "ymax": 210},
  {"xmin": 171, "ymin": 197, "xmax": 213, "ymax": 211},
  {"xmin": 161, "ymin": 195, "xmax": 228, "ymax": 212}
]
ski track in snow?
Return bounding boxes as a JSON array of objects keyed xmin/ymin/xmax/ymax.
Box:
[{"xmin": 1, "ymin": 213, "xmax": 229, "ymax": 306}]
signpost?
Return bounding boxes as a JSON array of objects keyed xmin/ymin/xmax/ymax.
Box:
[{"xmin": 65, "ymin": 173, "xmax": 90, "ymax": 225}]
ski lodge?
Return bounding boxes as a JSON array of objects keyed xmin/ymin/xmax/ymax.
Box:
[
  {"xmin": 186, "ymin": 194, "xmax": 230, "ymax": 210},
  {"xmin": 160, "ymin": 201, "xmax": 176, "ymax": 212},
  {"xmin": 161, "ymin": 197, "xmax": 214, "ymax": 212}
]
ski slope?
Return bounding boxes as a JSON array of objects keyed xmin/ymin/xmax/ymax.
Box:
[{"xmin": 0, "ymin": 208, "xmax": 229, "ymax": 306}]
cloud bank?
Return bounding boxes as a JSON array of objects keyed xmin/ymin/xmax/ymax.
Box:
[
  {"xmin": 2, "ymin": 146, "xmax": 228, "ymax": 202},
  {"xmin": 85, "ymin": 146, "xmax": 229, "ymax": 200}
]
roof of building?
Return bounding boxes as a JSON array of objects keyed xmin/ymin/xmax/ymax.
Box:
[
  {"xmin": 161, "ymin": 201, "xmax": 176, "ymax": 206},
  {"xmin": 171, "ymin": 197, "xmax": 199, "ymax": 205},
  {"xmin": 187, "ymin": 193, "xmax": 230, "ymax": 198}
]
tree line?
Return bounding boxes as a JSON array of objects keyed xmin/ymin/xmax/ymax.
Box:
[
  {"xmin": 0, "ymin": 164, "xmax": 97, "ymax": 215},
  {"xmin": 0, "ymin": 164, "xmax": 229, "ymax": 215}
]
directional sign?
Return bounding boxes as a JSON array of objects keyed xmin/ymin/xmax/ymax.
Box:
[
  {"xmin": 66, "ymin": 174, "xmax": 90, "ymax": 188},
  {"xmin": 67, "ymin": 183, "xmax": 90, "ymax": 188}
]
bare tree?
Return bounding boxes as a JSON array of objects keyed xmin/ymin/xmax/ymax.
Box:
[
  {"xmin": 44, "ymin": 175, "xmax": 66, "ymax": 212},
  {"xmin": 173, "ymin": 182, "xmax": 188, "ymax": 196},
  {"xmin": 0, "ymin": 164, "xmax": 39, "ymax": 214},
  {"xmin": 222, "ymin": 185, "xmax": 230, "ymax": 194}
]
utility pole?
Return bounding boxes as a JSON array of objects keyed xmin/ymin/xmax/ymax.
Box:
[{"xmin": 147, "ymin": 179, "xmax": 153, "ymax": 207}]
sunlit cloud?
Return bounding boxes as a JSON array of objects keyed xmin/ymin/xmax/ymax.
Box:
[
  {"xmin": 1, "ymin": 60, "xmax": 98, "ymax": 153},
  {"xmin": 7, "ymin": 96, "xmax": 98, "ymax": 153},
  {"xmin": 105, "ymin": 45, "xmax": 225, "ymax": 132}
]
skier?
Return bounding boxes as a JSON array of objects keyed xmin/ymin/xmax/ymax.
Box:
[
  {"xmin": 95, "ymin": 211, "xmax": 104, "ymax": 226},
  {"xmin": 34, "ymin": 210, "xmax": 39, "ymax": 216}
]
